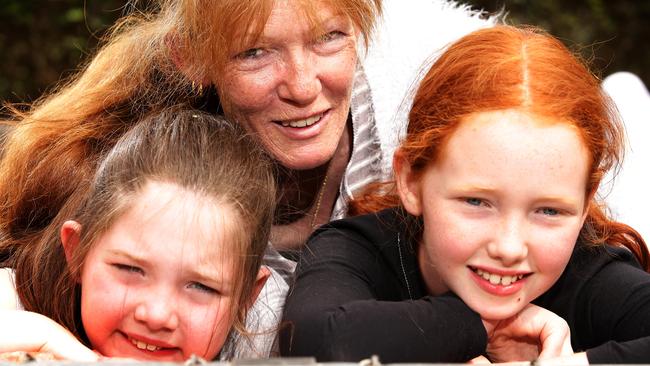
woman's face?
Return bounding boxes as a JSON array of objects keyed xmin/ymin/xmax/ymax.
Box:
[
  {"xmin": 220, "ymin": 0, "xmax": 359, "ymax": 170},
  {"xmin": 398, "ymin": 109, "xmax": 591, "ymax": 320},
  {"xmin": 67, "ymin": 181, "xmax": 258, "ymax": 361}
]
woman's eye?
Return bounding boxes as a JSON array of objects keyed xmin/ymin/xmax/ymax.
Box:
[
  {"xmin": 188, "ymin": 282, "xmax": 218, "ymax": 295},
  {"xmin": 316, "ymin": 30, "xmax": 345, "ymax": 43},
  {"xmin": 112, "ymin": 263, "xmax": 143, "ymax": 275},
  {"xmin": 237, "ymin": 48, "xmax": 264, "ymax": 59}
]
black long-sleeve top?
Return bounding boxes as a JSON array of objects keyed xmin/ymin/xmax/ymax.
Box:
[{"xmin": 280, "ymin": 207, "xmax": 650, "ymax": 363}]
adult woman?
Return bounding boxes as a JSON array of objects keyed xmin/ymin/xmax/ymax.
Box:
[
  {"xmin": 0, "ymin": 0, "xmax": 494, "ymax": 359},
  {"xmin": 281, "ymin": 25, "xmax": 650, "ymax": 363}
]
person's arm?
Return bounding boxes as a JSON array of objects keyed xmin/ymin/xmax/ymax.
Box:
[
  {"xmin": 280, "ymin": 225, "xmax": 487, "ymax": 363},
  {"xmin": 577, "ymin": 250, "xmax": 650, "ymax": 363},
  {"xmin": 0, "ymin": 310, "xmax": 98, "ymax": 361}
]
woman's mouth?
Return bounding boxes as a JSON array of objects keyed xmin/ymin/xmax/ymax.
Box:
[{"xmin": 278, "ymin": 113, "xmax": 324, "ymax": 128}]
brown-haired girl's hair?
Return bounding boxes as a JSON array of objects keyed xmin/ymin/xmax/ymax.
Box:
[
  {"xmin": 350, "ymin": 25, "xmax": 649, "ymax": 270},
  {"xmin": 6, "ymin": 107, "xmax": 276, "ymax": 346},
  {"xmin": 0, "ymin": 0, "xmax": 382, "ymax": 260}
]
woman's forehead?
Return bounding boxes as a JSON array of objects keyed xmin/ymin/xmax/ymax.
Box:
[{"xmin": 233, "ymin": 0, "xmax": 349, "ymax": 38}]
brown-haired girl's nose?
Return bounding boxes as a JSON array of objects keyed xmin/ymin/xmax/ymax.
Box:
[{"xmin": 134, "ymin": 293, "xmax": 180, "ymax": 331}]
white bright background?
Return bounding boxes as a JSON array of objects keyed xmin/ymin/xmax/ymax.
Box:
[{"xmin": 601, "ymin": 72, "xmax": 650, "ymax": 244}]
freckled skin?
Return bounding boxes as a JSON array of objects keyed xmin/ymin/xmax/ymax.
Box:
[
  {"xmin": 220, "ymin": 0, "xmax": 359, "ymax": 170},
  {"xmin": 400, "ymin": 109, "xmax": 591, "ymax": 320}
]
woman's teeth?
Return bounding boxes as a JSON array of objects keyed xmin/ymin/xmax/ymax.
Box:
[
  {"xmin": 475, "ymin": 268, "xmax": 524, "ymax": 286},
  {"xmin": 130, "ymin": 338, "xmax": 161, "ymax": 352},
  {"xmin": 281, "ymin": 114, "xmax": 322, "ymax": 128}
]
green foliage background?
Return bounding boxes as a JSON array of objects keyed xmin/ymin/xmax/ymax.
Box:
[{"xmin": 1, "ymin": 1, "xmax": 648, "ymax": 105}]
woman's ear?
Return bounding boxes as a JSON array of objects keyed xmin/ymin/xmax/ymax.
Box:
[
  {"xmin": 60, "ymin": 220, "xmax": 82, "ymax": 265},
  {"xmin": 247, "ymin": 266, "xmax": 271, "ymax": 310},
  {"xmin": 394, "ymin": 149, "xmax": 423, "ymax": 216},
  {"xmin": 166, "ymin": 34, "xmax": 210, "ymax": 87}
]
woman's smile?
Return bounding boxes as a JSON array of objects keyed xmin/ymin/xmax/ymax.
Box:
[{"xmin": 220, "ymin": 0, "xmax": 358, "ymax": 170}]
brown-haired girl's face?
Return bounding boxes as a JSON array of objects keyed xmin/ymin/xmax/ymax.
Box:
[
  {"xmin": 62, "ymin": 181, "xmax": 265, "ymax": 361},
  {"xmin": 220, "ymin": 0, "xmax": 359, "ymax": 170},
  {"xmin": 397, "ymin": 109, "xmax": 591, "ymax": 320}
]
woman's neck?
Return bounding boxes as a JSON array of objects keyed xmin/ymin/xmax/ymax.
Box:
[
  {"xmin": 271, "ymin": 122, "xmax": 352, "ymax": 251},
  {"xmin": 274, "ymin": 162, "xmax": 330, "ymax": 224}
]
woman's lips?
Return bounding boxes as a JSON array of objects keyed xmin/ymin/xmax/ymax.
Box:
[{"xmin": 278, "ymin": 113, "xmax": 324, "ymax": 128}]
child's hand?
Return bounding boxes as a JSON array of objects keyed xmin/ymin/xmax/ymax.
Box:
[
  {"xmin": 0, "ymin": 310, "xmax": 99, "ymax": 361},
  {"xmin": 481, "ymin": 304, "xmax": 573, "ymax": 363}
]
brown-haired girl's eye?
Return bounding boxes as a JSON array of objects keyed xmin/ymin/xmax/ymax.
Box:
[
  {"xmin": 188, "ymin": 281, "xmax": 219, "ymax": 295},
  {"xmin": 112, "ymin": 263, "xmax": 143, "ymax": 275}
]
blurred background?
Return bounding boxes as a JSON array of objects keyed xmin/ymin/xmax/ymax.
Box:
[{"xmin": 0, "ymin": 0, "xmax": 648, "ymax": 105}]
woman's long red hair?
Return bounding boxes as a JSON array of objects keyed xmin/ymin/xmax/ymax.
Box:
[{"xmin": 351, "ymin": 25, "xmax": 649, "ymax": 271}]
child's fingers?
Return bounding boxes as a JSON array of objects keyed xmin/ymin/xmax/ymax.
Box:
[
  {"xmin": 536, "ymin": 310, "xmax": 573, "ymax": 359},
  {"xmin": 46, "ymin": 334, "xmax": 100, "ymax": 361}
]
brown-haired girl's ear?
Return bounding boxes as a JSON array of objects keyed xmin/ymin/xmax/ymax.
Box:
[
  {"xmin": 60, "ymin": 220, "xmax": 82, "ymax": 266},
  {"xmin": 247, "ymin": 266, "xmax": 271, "ymax": 310},
  {"xmin": 394, "ymin": 149, "xmax": 423, "ymax": 216}
]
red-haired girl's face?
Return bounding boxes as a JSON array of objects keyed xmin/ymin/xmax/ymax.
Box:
[
  {"xmin": 64, "ymin": 181, "xmax": 259, "ymax": 361},
  {"xmin": 220, "ymin": 0, "xmax": 358, "ymax": 170},
  {"xmin": 397, "ymin": 109, "xmax": 591, "ymax": 320}
]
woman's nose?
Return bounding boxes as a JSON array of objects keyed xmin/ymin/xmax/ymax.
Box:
[
  {"xmin": 487, "ymin": 217, "xmax": 529, "ymax": 266},
  {"xmin": 133, "ymin": 289, "xmax": 180, "ymax": 331},
  {"xmin": 277, "ymin": 50, "xmax": 322, "ymax": 105}
]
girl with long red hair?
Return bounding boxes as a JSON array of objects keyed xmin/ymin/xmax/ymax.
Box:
[{"xmin": 281, "ymin": 25, "xmax": 650, "ymax": 364}]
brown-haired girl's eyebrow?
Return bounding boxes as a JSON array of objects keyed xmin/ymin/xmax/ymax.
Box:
[
  {"xmin": 107, "ymin": 249, "xmax": 147, "ymax": 266},
  {"xmin": 187, "ymin": 265, "xmax": 233, "ymax": 291}
]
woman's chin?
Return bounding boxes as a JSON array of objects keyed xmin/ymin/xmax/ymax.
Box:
[{"xmin": 274, "ymin": 151, "xmax": 335, "ymax": 170}]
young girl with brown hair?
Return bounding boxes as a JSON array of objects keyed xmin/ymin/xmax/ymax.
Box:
[
  {"xmin": 1, "ymin": 108, "xmax": 277, "ymax": 361},
  {"xmin": 281, "ymin": 25, "xmax": 650, "ymax": 364}
]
